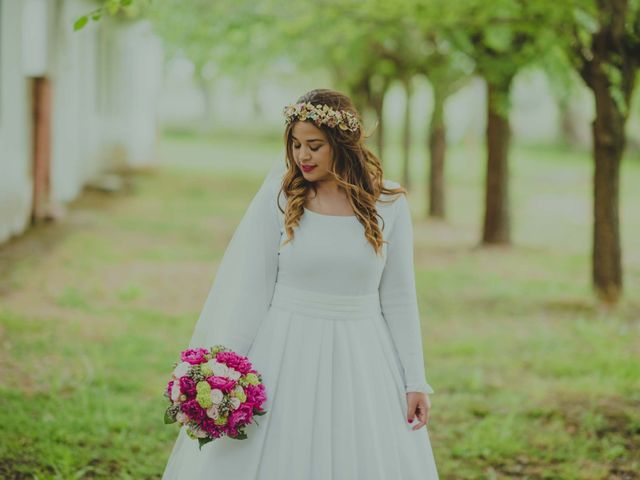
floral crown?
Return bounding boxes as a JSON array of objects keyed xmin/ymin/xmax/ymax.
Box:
[{"xmin": 283, "ymin": 102, "xmax": 360, "ymax": 133}]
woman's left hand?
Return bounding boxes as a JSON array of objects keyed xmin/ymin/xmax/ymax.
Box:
[{"xmin": 406, "ymin": 391, "xmax": 431, "ymax": 430}]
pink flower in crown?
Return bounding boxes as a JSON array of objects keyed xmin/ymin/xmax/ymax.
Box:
[
  {"xmin": 206, "ymin": 375, "xmax": 237, "ymax": 393},
  {"xmin": 282, "ymin": 101, "xmax": 360, "ymax": 133},
  {"xmin": 181, "ymin": 348, "xmax": 209, "ymax": 365}
]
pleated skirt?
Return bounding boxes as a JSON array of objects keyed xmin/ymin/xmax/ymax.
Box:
[{"xmin": 162, "ymin": 282, "xmax": 439, "ymax": 479}]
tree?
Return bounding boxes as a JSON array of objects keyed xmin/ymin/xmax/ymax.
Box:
[
  {"xmin": 369, "ymin": 23, "xmax": 424, "ymax": 186},
  {"xmin": 561, "ymin": 0, "xmax": 640, "ymax": 303},
  {"xmin": 445, "ymin": 1, "xmax": 561, "ymax": 244},
  {"xmin": 417, "ymin": 36, "xmax": 473, "ymax": 219}
]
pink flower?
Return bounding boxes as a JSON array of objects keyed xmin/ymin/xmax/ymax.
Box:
[
  {"xmin": 179, "ymin": 376, "xmax": 197, "ymax": 398},
  {"xmin": 206, "ymin": 376, "xmax": 237, "ymax": 393},
  {"xmin": 216, "ymin": 351, "xmax": 253, "ymax": 374},
  {"xmin": 181, "ymin": 348, "xmax": 209, "ymax": 365},
  {"xmin": 229, "ymin": 403, "xmax": 254, "ymax": 429},
  {"xmin": 181, "ymin": 399, "xmax": 206, "ymax": 422},
  {"xmin": 167, "ymin": 380, "xmax": 174, "ymax": 398},
  {"xmin": 200, "ymin": 417, "xmax": 222, "ymax": 437},
  {"xmin": 245, "ymin": 384, "xmax": 267, "ymax": 407}
]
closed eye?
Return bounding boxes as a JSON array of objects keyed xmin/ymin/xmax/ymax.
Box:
[{"xmin": 293, "ymin": 144, "xmax": 320, "ymax": 152}]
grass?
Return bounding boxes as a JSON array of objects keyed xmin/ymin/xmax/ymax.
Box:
[{"xmin": 0, "ymin": 132, "xmax": 638, "ymax": 479}]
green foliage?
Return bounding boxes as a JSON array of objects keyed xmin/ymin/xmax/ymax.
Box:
[
  {"xmin": 197, "ymin": 436, "xmax": 213, "ymax": 449},
  {"xmin": 558, "ymin": 0, "xmax": 640, "ymax": 116},
  {"xmin": 73, "ymin": 0, "xmax": 147, "ymax": 31},
  {"xmin": 602, "ymin": 61, "xmax": 629, "ymax": 116},
  {"xmin": 73, "ymin": 15, "xmax": 89, "ymax": 31},
  {"xmin": 436, "ymin": 0, "xmax": 565, "ymax": 116}
]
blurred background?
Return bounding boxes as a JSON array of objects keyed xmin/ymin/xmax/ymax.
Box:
[{"xmin": 0, "ymin": 0, "xmax": 639, "ymax": 478}]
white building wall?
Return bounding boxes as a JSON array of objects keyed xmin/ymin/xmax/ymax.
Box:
[
  {"xmin": 100, "ymin": 19, "xmax": 164, "ymax": 168},
  {"xmin": 0, "ymin": 0, "xmax": 34, "ymax": 244},
  {"xmin": 0, "ymin": 0, "xmax": 163, "ymax": 245},
  {"xmin": 50, "ymin": 0, "xmax": 104, "ymax": 204}
]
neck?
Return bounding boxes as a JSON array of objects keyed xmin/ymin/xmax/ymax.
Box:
[{"xmin": 312, "ymin": 177, "xmax": 341, "ymax": 195}]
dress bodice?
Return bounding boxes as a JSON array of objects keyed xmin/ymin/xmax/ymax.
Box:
[
  {"xmin": 275, "ymin": 206, "xmax": 388, "ymax": 296},
  {"xmin": 269, "ymin": 181, "xmax": 432, "ymax": 393}
]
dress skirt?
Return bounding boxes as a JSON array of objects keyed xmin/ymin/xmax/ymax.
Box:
[{"xmin": 162, "ymin": 281, "xmax": 439, "ymax": 479}]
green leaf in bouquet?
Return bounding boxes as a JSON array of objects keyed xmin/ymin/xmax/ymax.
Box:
[
  {"xmin": 164, "ymin": 406, "xmax": 177, "ymax": 424},
  {"xmin": 253, "ymin": 409, "xmax": 267, "ymax": 416},
  {"xmin": 210, "ymin": 344, "xmax": 227, "ymax": 355},
  {"xmin": 197, "ymin": 436, "xmax": 214, "ymax": 450}
]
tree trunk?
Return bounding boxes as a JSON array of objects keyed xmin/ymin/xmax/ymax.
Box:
[
  {"xmin": 586, "ymin": 67, "xmax": 629, "ymax": 303},
  {"xmin": 402, "ymin": 78, "xmax": 412, "ymax": 190},
  {"xmin": 482, "ymin": 78, "xmax": 513, "ymax": 244},
  {"xmin": 577, "ymin": 0, "xmax": 638, "ymax": 303},
  {"xmin": 428, "ymin": 89, "xmax": 446, "ymax": 218},
  {"xmin": 196, "ymin": 75, "xmax": 214, "ymax": 133}
]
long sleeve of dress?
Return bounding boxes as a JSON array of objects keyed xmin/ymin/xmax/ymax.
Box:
[
  {"xmin": 188, "ymin": 172, "xmax": 282, "ymax": 357},
  {"xmin": 378, "ymin": 192, "xmax": 435, "ymax": 395}
]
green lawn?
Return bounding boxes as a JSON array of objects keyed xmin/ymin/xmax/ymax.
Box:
[{"xmin": 0, "ymin": 133, "xmax": 638, "ymax": 479}]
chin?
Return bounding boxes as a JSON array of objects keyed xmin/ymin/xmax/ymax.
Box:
[{"xmin": 300, "ymin": 167, "xmax": 327, "ymax": 180}]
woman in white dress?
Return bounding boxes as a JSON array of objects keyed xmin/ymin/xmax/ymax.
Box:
[{"xmin": 162, "ymin": 88, "xmax": 439, "ymax": 479}]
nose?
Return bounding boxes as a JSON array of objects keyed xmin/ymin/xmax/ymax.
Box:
[{"xmin": 300, "ymin": 146, "xmax": 312, "ymax": 160}]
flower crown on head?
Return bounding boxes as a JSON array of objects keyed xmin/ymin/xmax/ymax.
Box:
[{"xmin": 283, "ymin": 102, "xmax": 360, "ymax": 133}]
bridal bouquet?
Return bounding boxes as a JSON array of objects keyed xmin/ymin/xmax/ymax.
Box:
[{"xmin": 163, "ymin": 345, "xmax": 267, "ymax": 449}]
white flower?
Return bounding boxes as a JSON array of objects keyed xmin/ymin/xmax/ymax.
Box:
[
  {"xmin": 176, "ymin": 412, "xmax": 188, "ymax": 424},
  {"xmin": 227, "ymin": 368, "xmax": 241, "ymax": 380},
  {"xmin": 170, "ymin": 382, "xmax": 182, "ymax": 402},
  {"xmin": 206, "ymin": 405, "xmax": 219, "ymax": 419},
  {"xmin": 229, "ymin": 397, "xmax": 241, "ymax": 410},
  {"xmin": 210, "ymin": 361, "xmax": 229, "ymax": 377},
  {"xmin": 210, "ymin": 388, "xmax": 224, "ymax": 405},
  {"xmin": 173, "ymin": 362, "xmax": 191, "ymax": 378},
  {"xmin": 189, "ymin": 425, "xmax": 208, "ymax": 438}
]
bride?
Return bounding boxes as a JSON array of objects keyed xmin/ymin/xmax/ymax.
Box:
[{"xmin": 162, "ymin": 88, "xmax": 439, "ymax": 479}]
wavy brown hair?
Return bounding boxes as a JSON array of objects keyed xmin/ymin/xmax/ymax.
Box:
[{"xmin": 277, "ymin": 88, "xmax": 406, "ymax": 256}]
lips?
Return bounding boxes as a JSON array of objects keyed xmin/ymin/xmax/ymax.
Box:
[{"xmin": 301, "ymin": 164, "xmax": 317, "ymax": 173}]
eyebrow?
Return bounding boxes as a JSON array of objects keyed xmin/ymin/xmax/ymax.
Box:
[{"xmin": 292, "ymin": 135, "xmax": 324, "ymax": 142}]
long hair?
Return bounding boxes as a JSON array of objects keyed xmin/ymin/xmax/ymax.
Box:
[{"xmin": 278, "ymin": 88, "xmax": 406, "ymax": 256}]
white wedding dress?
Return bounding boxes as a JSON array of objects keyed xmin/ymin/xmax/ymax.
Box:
[{"xmin": 162, "ymin": 171, "xmax": 439, "ymax": 479}]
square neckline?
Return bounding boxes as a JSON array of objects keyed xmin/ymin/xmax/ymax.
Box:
[{"xmin": 303, "ymin": 207, "xmax": 357, "ymax": 218}]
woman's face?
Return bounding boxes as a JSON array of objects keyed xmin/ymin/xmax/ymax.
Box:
[{"xmin": 291, "ymin": 121, "xmax": 334, "ymax": 182}]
